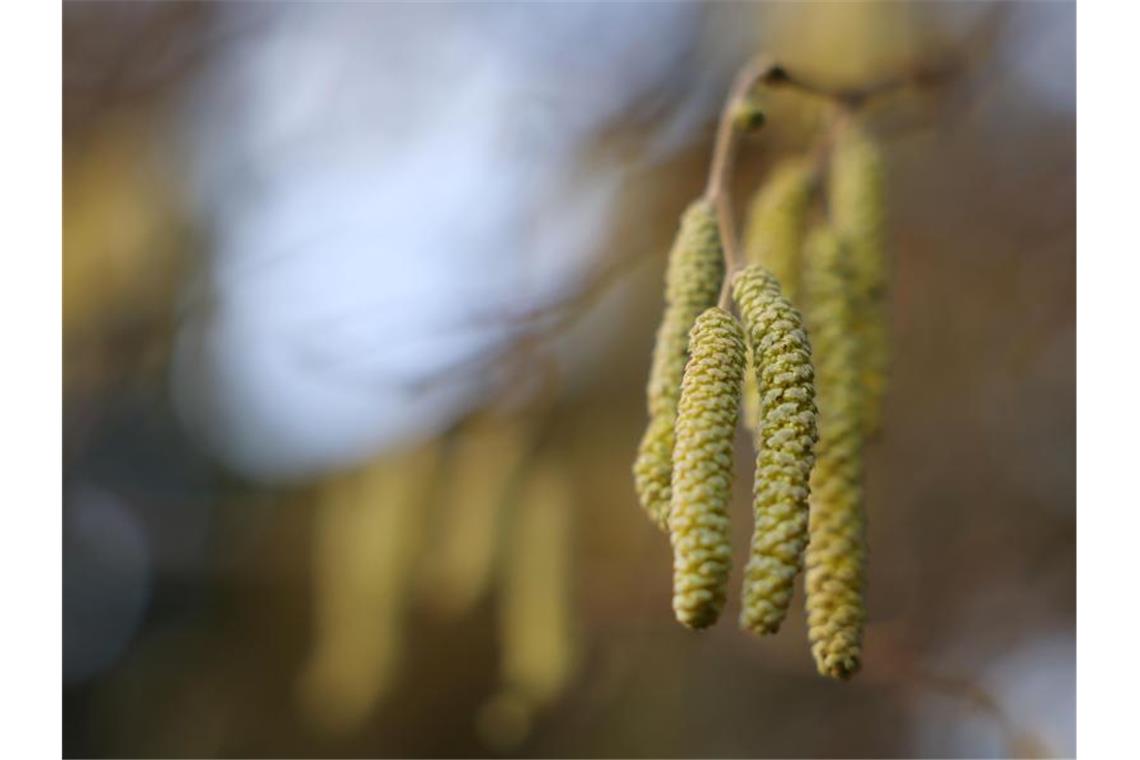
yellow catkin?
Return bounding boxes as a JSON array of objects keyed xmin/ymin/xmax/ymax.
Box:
[
  {"xmin": 419, "ymin": 414, "xmax": 532, "ymax": 618},
  {"xmin": 829, "ymin": 120, "xmax": 889, "ymax": 437},
  {"xmin": 479, "ymin": 454, "xmax": 577, "ymax": 751},
  {"xmin": 499, "ymin": 456, "xmax": 576, "ymax": 707},
  {"xmin": 731, "ymin": 266, "xmax": 818, "ymax": 636},
  {"xmin": 634, "ymin": 199, "xmax": 725, "ymax": 531},
  {"xmin": 740, "ymin": 159, "xmax": 816, "ymax": 432},
  {"xmin": 742, "ymin": 159, "xmax": 816, "ymax": 305},
  {"xmin": 295, "ymin": 443, "xmax": 441, "ymax": 733},
  {"xmin": 801, "ymin": 228, "xmax": 867, "ymax": 680},
  {"xmin": 669, "ymin": 307, "xmax": 747, "ymax": 629}
]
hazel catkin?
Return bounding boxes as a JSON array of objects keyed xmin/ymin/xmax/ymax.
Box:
[
  {"xmin": 731, "ymin": 265, "xmax": 818, "ymax": 636},
  {"xmin": 740, "ymin": 158, "xmax": 815, "ymax": 433},
  {"xmin": 742, "ymin": 158, "xmax": 815, "ymax": 305},
  {"xmin": 829, "ymin": 121, "xmax": 888, "ymax": 437},
  {"xmin": 801, "ymin": 227, "xmax": 867, "ymax": 680},
  {"xmin": 634, "ymin": 199, "xmax": 725, "ymax": 531},
  {"xmin": 499, "ymin": 455, "xmax": 576, "ymax": 710},
  {"xmin": 669, "ymin": 307, "xmax": 747, "ymax": 629}
]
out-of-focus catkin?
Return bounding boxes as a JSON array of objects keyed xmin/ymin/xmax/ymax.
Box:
[
  {"xmin": 731, "ymin": 266, "xmax": 818, "ymax": 636},
  {"xmin": 498, "ymin": 456, "xmax": 576, "ymax": 709},
  {"xmin": 419, "ymin": 414, "xmax": 531, "ymax": 618},
  {"xmin": 479, "ymin": 454, "xmax": 577, "ymax": 752},
  {"xmin": 801, "ymin": 227, "xmax": 866, "ymax": 680},
  {"xmin": 829, "ymin": 120, "xmax": 888, "ymax": 437},
  {"xmin": 743, "ymin": 159, "xmax": 815, "ymax": 305},
  {"xmin": 669, "ymin": 307, "xmax": 746, "ymax": 629},
  {"xmin": 296, "ymin": 443, "xmax": 441, "ymax": 734},
  {"xmin": 740, "ymin": 159, "xmax": 815, "ymax": 433},
  {"xmin": 634, "ymin": 199, "xmax": 725, "ymax": 531}
]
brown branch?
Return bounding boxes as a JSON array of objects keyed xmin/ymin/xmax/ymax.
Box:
[
  {"xmin": 704, "ymin": 55, "xmax": 780, "ymax": 309},
  {"xmin": 703, "ymin": 53, "xmax": 956, "ymax": 310},
  {"xmin": 771, "ymin": 60, "xmax": 957, "ymax": 111}
]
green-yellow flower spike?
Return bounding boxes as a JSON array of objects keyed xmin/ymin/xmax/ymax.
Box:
[
  {"xmin": 743, "ymin": 159, "xmax": 815, "ymax": 305},
  {"xmin": 634, "ymin": 199, "xmax": 725, "ymax": 531},
  {"xmin": 731, "ymin": 266, "xmax": 818, "ymax": 636},
  {"xmin": 829, "ymin": 121, "xmax": 888, "ymax": 437},
  {"xmin": 669, "ymin": 307, "xmax": 747, "ymax": 629},
  {"xmin": 740, "ymin": 159, "xmax": 815, "ymax": 433},
  {"xmin": 801, "ymin": 227, "xmax": 866, "ymax": 680}
]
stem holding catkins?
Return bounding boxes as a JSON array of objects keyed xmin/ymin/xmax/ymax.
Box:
[
  {"xmin": 704, "ymin": 55, "xmax": 780, "ymax": 310},
  {"xmin": 702, "ymin": 52, "xmax": 936, "ymax": 312}
]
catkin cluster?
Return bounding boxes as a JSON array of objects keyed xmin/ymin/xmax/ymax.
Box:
[
  {"xmin": 630, "ymin": 71, "xmax": 890, "ymax": 682},
  {"xmin": 732, "ymin": 266, "xmax": 818, "ymax": 635},
  {"xmin": 829, "ymin": 121, "xmax": 889, "ymax": 437},
  {"xmin": 634, "ymin": 199, "xmax": 725, "ymax": 531},
  {"xmin": 669, "ymin": 307, "xmax": 747, "ymax": 629},
  {"xmin": 801, "ymin": 228, "xmax": 867, "ymax": 680}
]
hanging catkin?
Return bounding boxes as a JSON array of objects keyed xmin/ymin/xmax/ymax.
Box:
[
  {"xmin": 669, "ymin": 307, "xmax": 746, "ymax": 629},
  {"xmin": 477, "ymin": 454, "xmax": 576, "ymax": 751},
  {"xmin": 498, "ymin": 455, "xmax": 576, "ymax": 710},
  {"xmin": 742, "ymin": 159, "xmax": 815, "ymax": 305},
  {"xmin": 731, "ymin": 265, "xmax": 818, "ymax": 636},
  {"xmin": 296, "ymin": 443, "xmax": 441, "ymax": 733},
  {"xmin": 740, "ymin": 158, "xmax": 815, "ymax": 433},
  {"xmin": 829, "ymin": 120, "xmax": 888, "ymax": 437},
  {"xmin": 801, "ymin": 227, "xmax": 866, "ymax": 680},
  {"xmin": 420, "ymin": 414, "xmax": 531, "ymax": 618},
  {"xmin": 634, "ymin": 199, "xmax": 725, "ymax": 531}
]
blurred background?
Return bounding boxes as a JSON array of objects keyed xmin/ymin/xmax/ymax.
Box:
[{"xmin": 62, "ymin": 1, "xmax": 1074, "ymax": 757}]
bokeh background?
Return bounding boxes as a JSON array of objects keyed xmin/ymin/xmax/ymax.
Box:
[{"xmin": 62, "ymin": 2, "xmax": 1075, "ymax": 757}]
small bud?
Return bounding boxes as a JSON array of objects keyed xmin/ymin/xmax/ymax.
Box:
[{"xmin": 732, "ymin": 98, "xmax": 767, "ymax": 133}]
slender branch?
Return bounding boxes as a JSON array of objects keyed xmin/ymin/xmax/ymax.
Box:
[
  {"xmin": 772, "ymin": 60, "xmax": 956, "ymax": 110},
  {"xmin": 705, "ymin": 55, "xmax": 780, "ymax": 309},
  {"xmin": 704, "ymin": 54, "xmax": 956, "ymax": 310}
]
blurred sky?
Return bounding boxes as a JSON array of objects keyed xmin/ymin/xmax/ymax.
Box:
[
  {"xmin": 171, "ymin": 1, "xmax": 733, "ymax": 481},
  {"xmin": 167, "ymin": 1, "xmax": 1072, "ymax": 483}
]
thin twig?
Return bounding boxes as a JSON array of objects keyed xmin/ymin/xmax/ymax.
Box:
[
  {"xmin": 703, "ymin": 53, "xmax": 957, "ymax": 310},
  {"xmin": 704, "ymin": 55, "xmax": 779, "ymax": 309},
  {"xmin": 773, "ymin": 60, "xmax": 956, "ymax": 111}
]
